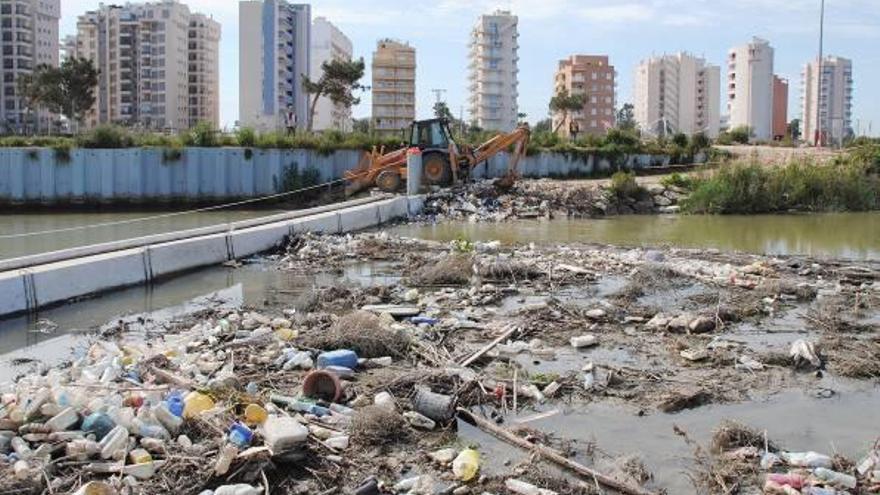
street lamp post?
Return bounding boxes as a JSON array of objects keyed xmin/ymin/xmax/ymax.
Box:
[{"xmin": 816, "ymin": 0, "xmax": 825, "ymax": 147}]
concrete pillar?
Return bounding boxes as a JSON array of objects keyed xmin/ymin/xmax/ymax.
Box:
[{"xmin": 406, "ymin": 148, "xmax": 422, "ymax": 196}]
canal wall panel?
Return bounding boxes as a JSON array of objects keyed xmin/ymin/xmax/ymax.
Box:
[
  {"xmin": 0, "ymin": 148, "xmax": 682, "ymax": 205},
  {"xmin": 0, "ymin": 196, "xmax": 420, "ymax": 317}
]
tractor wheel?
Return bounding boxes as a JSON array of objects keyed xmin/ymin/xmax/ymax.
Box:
[
  {"xmin": 376, "ymin": 170, "xmax": 403, "ymax": 192},
  {"xmin": 422, "ymin": 153, "xmax": 453, "ymax": 186}
]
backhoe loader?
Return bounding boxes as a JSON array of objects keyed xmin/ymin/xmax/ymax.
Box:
[{"xmin": 345, "ymin": 118, "xmax": 530, "ymax": 195}]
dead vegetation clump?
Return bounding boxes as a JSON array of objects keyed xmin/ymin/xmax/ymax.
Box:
[
  {"xmin": 674, "ymin": 423, "xmax": 763, "ymax": 494},
  {"xmin": 300, "ymin": 311, "xmax": 410, "ymax": 358},
  {"xmin": 710, "ymin": 420, "xmax": 774, "ymax": 453},
  {"xmin": 411, "ymin": 254, "xmax": 473, "ymax": 286},
  {"xmin": 821, "ymin": 335, "xmax": 880, "ymax": 379},
  {"xmin": 350, "ymin": 405, "xmax": 410, "ymax": 447},
  {"xmin": 479, "ymin": 258, "xmax": 544, "ymax": 281}
]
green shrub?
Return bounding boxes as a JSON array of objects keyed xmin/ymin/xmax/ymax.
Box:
[
  {"xmin": 182, "ymin": 121, "xmax": 219, "ymax": 147},
  {"xmin": 52, "ymin": 142, "xmax": 73, "ymax": 163},
  {"xmin": 236, "ymin": 127, "xmax": 257, "ymax": 148},
  {"xmin": 77, "ymin": 125, "xmax": 134, "ymax": 148},
  {"xmin": 682, "ymin": 158, "xmax": 879, "ymax": 214},
  {"xmin": 162, "ymin": 146, "xmax": 183, "ymax": 163},
  {"xmin": 278, "ymin": 162, "xmax": 322, "ymax": 193},
  {"xmin": 609, "ymin": 170, "xmax": 643, "ymax": 199},
  {"xmin": 661, "ymin": 172, "xmax": 697, "ymax": 191},
  {"xmin": 25, "ymin": 148, "xmax": 39, "ymax": 161}
]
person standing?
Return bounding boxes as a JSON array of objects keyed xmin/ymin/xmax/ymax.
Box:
[
  {"xmin": 569, "ymin": 119, "xmax": 580, "ymax": 141},
  {"xmin": 285, "ymin": 108, "xmax": 297, "ymax": 136}
]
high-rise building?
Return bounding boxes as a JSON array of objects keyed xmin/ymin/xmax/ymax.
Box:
[
  {"xmin": 468, "ymin": 10, "xmax": 519, "ymax": 132},
  {"xmin": 633, "ymin": 52, "xmax": 720, "ymax": 138},
  {"xmin": 552, "ymin": 55, "xmax": 616, "ymax": 137},
  {"xmin": 75, "ymin": 1, "xmax": 221, "ymax": 131},
  {"xmin": 310, "ymin": 17, "xmax": 353, "ymax": 132},
  {"xmin": 61, "ymin": 35, "xmax": 77, "ymax": 62},
  {"xmin": 371, "ymin": 39, "xmax": 415, "ymax": 136},
  {"xmin": 772, "ymin": 75, "xmax": 789, "ymax": 141},
  {"xmin": 0, "ymin": 0, "xmax": 60, "ymax": 133},
  {"xmin": 727, "ymin": 37, "xmax": 775, "ymax": 141},
  {"xmin": 802, "ymin": 56, "xmax": 853, "ymax": 146},
  {"xmin": 240, "ymin": 0, "xmax": 310, "ymax": 131}
]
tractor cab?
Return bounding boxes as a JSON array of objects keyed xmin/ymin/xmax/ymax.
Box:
[{"xmin": 409, "ymin": 118, "xmax": 456, "ymax": 152}]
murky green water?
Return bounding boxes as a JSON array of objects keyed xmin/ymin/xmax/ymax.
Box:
[
  {"xmin": 391, "ymin": 212, "xmax": 880, "ymax": 260},
  {"xmin": 0, "ymin": 210, "xmax": 283, "ymax": 260}
]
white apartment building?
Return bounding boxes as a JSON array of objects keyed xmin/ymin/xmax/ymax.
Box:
[
  {"xmin": 0, "ymin": 0, "xmax": 60, "ymax": 132},
  {"xmin": 240, "ymin": 0, "xmax": 310, "ymax": 132},
  {"xmin": 61, "ymin": 35, "xmax": 77, "ymax": 62},
  {"xmin": 75, "ymin": 0, "xmax": 221, "ymax": 131},
  {"xmin": 727, "ymin": 37, "xmax": 775, "ymax": 141},
  {"xmin": 468, "ymin": 10, "xmax": 519, "ymax": 132},
  {"xmin": 802, "ymin": 56, "xmax": 853, "ymax": 146},
  {"xmin": 371, "ymin": 39, "xmax": 415, "ymax": 136},
  {"xmin": 634, "ymin": 52, "xmax": 720, "ymax": 138},
  {"xmin": 310, "ymin": 17, "xmax": 352, "ymax": 132}
]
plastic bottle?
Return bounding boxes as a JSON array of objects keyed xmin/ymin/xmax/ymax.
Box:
[
  {"xmin": 11, "ymin": 437, "xmax": 33, "ymax": 459},
  {"xmin": 781, "ymin": 451, "xmax": 834, "ymax": 468},
  {"xmin": 813, "ymin": 467, "xmax": 857, "ymax": 489},
  {"xmin": 154, "ymin": 403, "xmax": 183, "ymax": 434},
  {"xmin": 243, "ymin": 404, "xmax": 268, "ymax": 425},
  {"xmin": 183, "ymin": 392, "xmax": 215, "ymax": 418},
  {"xmin": 45, "ymin": 407, "xmax": 80, "ymax": 432},
  {"xmin": 65, "ymin": 439, "xmax": 99, "ymax": 460},
  {"xmin": 228, "ymin": 423, "xmax": 254, "ymax": 448},
  {"xmin": 290, "ymin": 401, "xmax": 330, "ymax": 417},
  {"xmin": 82, "ymin": 412, "xmax": 116, "ymax": 441},
  {"xmin": 452, "ymin": 449, "xmax": 481, "ymax": 481},
  {"xmin": 766, "ymin": 473, "xmax": 806, "ymax": 489},
  {"xmin": 166, "ymin": 392, "xmax": 185, "ymax": 417},
  {"xmin": 316, "ymin": 350, "xmax": 359, "ymax": 370},
  {"xmin": 22, "ymin": 388, "xmax": 50, "ymax": 421},
  {"xmin": 132, "ymin": 418, "xmax": 170, "ymax": 440},
  {"xmin": 282, "ymin": 351, "xmax": 314, "ymax": 371},
  {"xmin": 505, "ymin": 479, "xmax": 557, "ymax": 495},
  {"xmin": 214, "ymin": 443, "xmax": 239, "ymax": 476},
  {"xmin": 325, "ymin": 435, "xmax": 350, "ymax": 450},
  {"xmin": 98, "ymin": 426, "xmax": 129, "ymax": 460}
]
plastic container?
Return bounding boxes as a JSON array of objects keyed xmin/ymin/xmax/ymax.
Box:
[
  {"xmin": 325, "ymin": 435, "xmax": 350, "ymax": 450},
  {"xmin": 45, "ymin": 407, "xmax": 79, "ymax": 432},
  {"xmin": 263, "ymin": 416, "xmax": 309, "ymax": 454},
  {"xmin": 403, "ymin": 411, "xmax": 436, "ymax": 430},
  {"xmin": 410, "ymin": 316, "xmax": 438, "ymax": 326},
  {"xmin": 166, "ymin": 392, "xmax": 184, "ymax": 417},
  {"xmin": 129, "ymin": 448, "xmax": 152, "ymax": 464},
  {"xmin": 133, "ymin": 418, "xmax": 170, "ymax": 440},
  {"xmin": 183, "ymin": 392, "xmax": 215, "ymax": 418},
  {"xmin": 82, "ymin": 412, "xmax": 116, "ymax": 441},
  {"xmin": 214, "ymin": 443, "xmax": 239, "ymax": 476},
  {"xmin": 506, "ymin": 479, "xmax": 557, "ymax": 495},
  {"xmin": 412, "ymin": 388, "xmax": 455, "ymax": 423},
  {"xmin": 98, "ymin": 425, "xmax": 129, "ymax": 460},
  {"xmin": 281, "ymin": 351, "xmax": 313, "ymax": 371},
  {"xmin": 329, "ymin": 403, "xmax": 354, "ymax": 416},
  {"xmin": 11, "ymin": 437, "xmax": 32, "ymax": 458},
  {"xmin": 570, "ymin": 334, "xmax": 599, "ymax": 349},
  {"xmin": 244, "ymin": 404, "xmax": 268, "ymax": 425},
  {"xmin": 228, "ymin": 422, "xmax": 254, "ymax": 448},
  {"xmin": 302, "ymin": 370, "xmax": 344, "ymax": 402},
  {"xmin": 66, "ymin": 439, "xmax": 99, "ymax": 460},
  {"xmin": 323, "ymin": 365, "xmax": 355, "ymax": 379},
  {"xmin": 374, "ymin": 392, "xmax": 396, "ymax": 411},
  {"xmin": 316, "ymin": 350, "xmax": 359, "ymax": 370},
  {"xmin": 214, "ymin": 485, "xmax": 262, "ymax": 495},
  {"xmin": 154, "ymin": 403, "xmax": 183, "ymax": 433},
  {"xmin": 766, "ymin": 473, "xmax": 805, "ymax": 489},
  {"xmin": 23, "ymin": 388, "xmax": 51, "ymax": 421},
  {"xmin": 813, "ymin": 467, "xmax": 857, "ymax": 489},
  {"xmin": 781, "ymin": 451, "xmax": 833, "ymax": 468},
  {"xmin": 452, "ymin": 449, "xmax": 481, "ymax": 481}
]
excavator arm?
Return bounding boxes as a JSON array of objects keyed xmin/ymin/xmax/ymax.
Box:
[{"xmin": 453, "ymin": 124, "xmax": 531, "ymax": 188}]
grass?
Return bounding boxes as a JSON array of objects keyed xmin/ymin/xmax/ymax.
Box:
[{"xmin": 682, "ymin": 149, "xmax": 880, "ymax": 214}]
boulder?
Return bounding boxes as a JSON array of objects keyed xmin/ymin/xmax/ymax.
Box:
[
  {"xmin": 645, "ymin": 314, "xmax": 671, "ymax": 331},
  {"xmin": 688, "ymin": 316, "xmax": 716, "ymax": 334},
  {"xmin": 667, "ymin": 314, "xmax": 693, "ymax": 332}
]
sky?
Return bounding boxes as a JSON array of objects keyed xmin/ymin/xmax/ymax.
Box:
[{"xmin": 62, "ymin": 0, "xmax": 880, "ymax": 136}]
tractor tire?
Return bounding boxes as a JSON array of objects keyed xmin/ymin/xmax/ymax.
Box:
[
  {"xmin": 422, "ymin": 153, "xmax": 453, "ymax": 186},
  {"xmin": 376, "ymin": 170, "xmax": 403, "ymax": 193}
]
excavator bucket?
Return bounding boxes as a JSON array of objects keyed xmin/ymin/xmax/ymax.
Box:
[{"xmin": 344, "ymin": 147, "xmax": 408, "ymax": 196}]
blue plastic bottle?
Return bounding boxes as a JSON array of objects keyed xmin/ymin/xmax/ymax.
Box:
[
  {"xmin": 316, "ymin": 350, "xmax": 359, "ymax": 370},
  {"xmin": 81, "ymin": 412, "xmax": 116, "ymax": 441},
  {"xmin": 228, "ymin": 422, "xmax": 254, "ymax": 448},
  {"xmin": 166, "ymin": 392, "xmax": 184, "ymax": 418}
]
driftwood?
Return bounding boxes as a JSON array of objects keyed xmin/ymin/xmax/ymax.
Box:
[
  {"xmin": 459, "ymin": 324, "xmax": 519, "ymax": 368},
  {"xmin": 457, "ymin": 408, "xmax": 659, "ymax": 495}
]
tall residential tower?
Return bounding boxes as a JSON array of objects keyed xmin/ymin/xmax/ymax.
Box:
[
  {"xmin": 240, "ymin": 0, "xmax": 310, "ymax": 131},
  {"xmin": 468, "ymin": 10, "xmax": 519, "ymax": 132},
  {"xmin": 553, "ymin": 55, "xmax": 616, "ymax": 137},
  {"xmin": 634, "ymin": 52, "xmax": 720, "ymax": 138},
  {"xmin": 0, "ymin": 0, "xmax": 61, "ymax": 132},
  {"xmin": 75, "ymin": 1, "xmax": 221, "ymax": 131},
  {"xmin": 802, "ymin": 56, "xmax": 853, "ymax": 146},
  {"xmin": 727, "ymin": 37, "xmax": 775, "ymax": 141},
  {"xmin": 310, "ymin": 17, "xmax": 353, "ymax": 132},
  {"xmin": 371, "ymin": 39, "xmax": 415, "ymax": 136}
]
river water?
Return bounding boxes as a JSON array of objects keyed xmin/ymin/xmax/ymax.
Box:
[{"xmin": 390, "ymin": 212, "xmax": 880, "ymax": 260}]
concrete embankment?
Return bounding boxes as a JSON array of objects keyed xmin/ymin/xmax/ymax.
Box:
[
  {"xmin": 0, "ymin": 195, "xmax": 424, "ymax": 317},
  {"xmin": 0, "ymin": 147, "xmax": 693, "ymax": 206}
]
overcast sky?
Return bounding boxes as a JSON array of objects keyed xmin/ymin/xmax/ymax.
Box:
[{"xmin": 62, "ymin": 0, "xmax": 879, "ymax": 136}]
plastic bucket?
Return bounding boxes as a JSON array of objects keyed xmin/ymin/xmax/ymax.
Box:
[{"xmin": 302, "ymin": 370, "xmax": 344, "ymax": 403}]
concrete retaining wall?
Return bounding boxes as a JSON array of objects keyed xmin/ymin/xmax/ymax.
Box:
[
  {"xmin": 0, "ymin": 147, "xmax": 695, "ymax": 205},
  {"xmin": 0, "ymin": 195, "xmax": 424, "ymax": 317}
]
